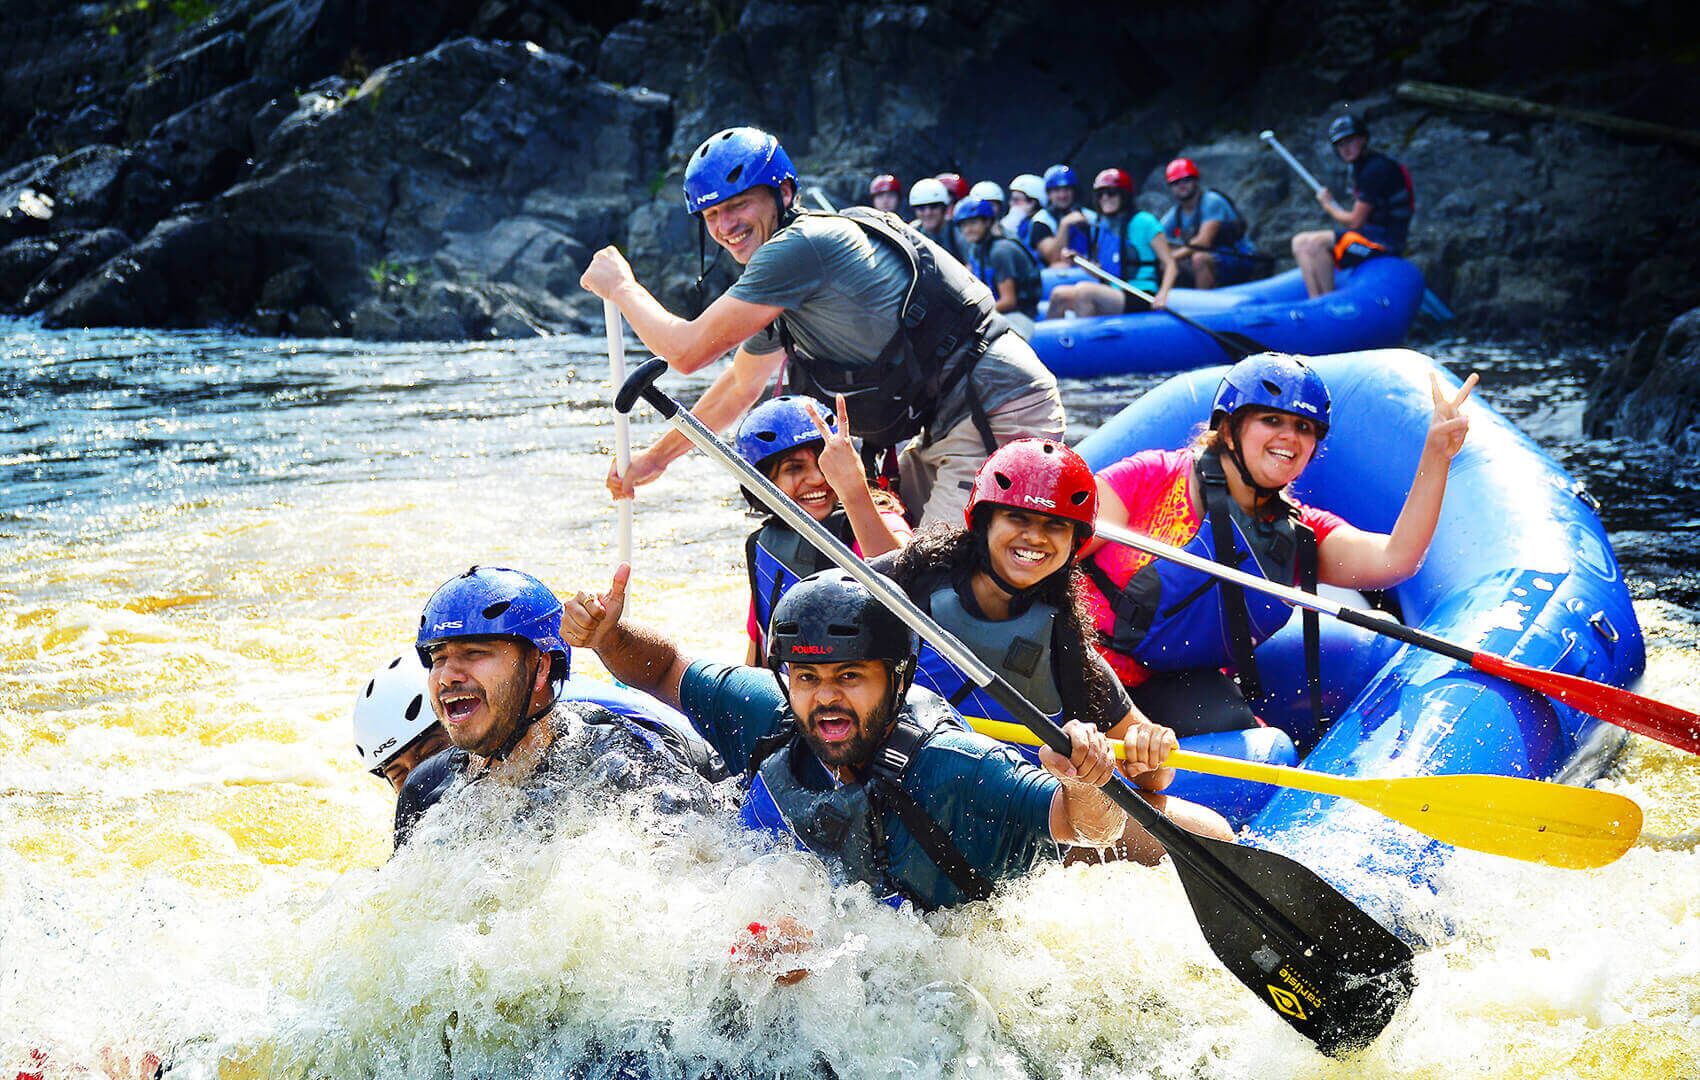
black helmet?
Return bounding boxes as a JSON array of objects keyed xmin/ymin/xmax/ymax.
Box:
[
  {"xmin": 767, "ymin": 570, "xmax": 918, "ymax": 711},
  {"xmin": 1328, "ymin": 113, "xmax": 1369, "ymax": 145}
]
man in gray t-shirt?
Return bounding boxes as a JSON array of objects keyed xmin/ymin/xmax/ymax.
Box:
[{"xmin": 580, "ymin": 127, "xmax": 1063, "ymax": 527}]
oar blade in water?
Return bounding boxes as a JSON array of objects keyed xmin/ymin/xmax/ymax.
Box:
[
  {"xmin": 1358, "ymin": 773, "xmax": 1643, "ymax": 869},
  {"xmin": 1169, "ymin": 832, "xmax": 1416, "ymax": 1055}
]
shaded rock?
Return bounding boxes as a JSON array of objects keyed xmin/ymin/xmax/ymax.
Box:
[
  {"xmin": 16, "ymin": 228, "xmax": 132, "ymax": 314},
  {"xmin": 148, "ymin": 76, "xmax": 290, "ymax": 201},
  {"xmin": 40, "ymin": 214, "xmax": 245, "ymax": 330},
  {"xmin": 0, "ymin": 233, "xmax": 80, "ymax": 309},
  {"xmin": 1584, "ymin": 307, "xmax": 1700, "ymax": 454},
  {"xmin": 37, "ymin": 145, "xmax": 132, "ymax": 229},
  {"xmin": 121, "ymin": 31, "xmax": 251, "ymax": 138}
]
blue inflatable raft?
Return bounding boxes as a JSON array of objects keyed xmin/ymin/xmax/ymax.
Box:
[
  {"xmin": 1074, "ymin": 350, "xmax": 1644, "ymax": 867},
  {"xmin": 1031, "ymin": 257, "xmax": 1426, "ymax": 378}
]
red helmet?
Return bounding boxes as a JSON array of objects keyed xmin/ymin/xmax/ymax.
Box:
[
  {"xmin": 965, "ymin": 439, "xmax": 1098, "ymax": 552},
  {"xmin": 868, "ymin": 173, "xmax": 900, "ymax": 196},
  {"xmin": 935, "ymin": 172, "xmax": 969, "ymax": 202},
  {"xmin": 1165, "ymin": 157, "xmax": 1201, "ymax": 184},
  {"xmin": 1093, "ymin": 167, "xmax": 1134, "ymax": 193}
]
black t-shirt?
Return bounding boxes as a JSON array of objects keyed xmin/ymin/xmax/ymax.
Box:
[
  {"xmin": 392, "ymin": 700, "xmax": 727, "ymax": 848},
  {"xmin": 979, "ymin": 236, "xmax": 1043, "ymax": 317},
  {"xmin": 1350, "ymin": 151, "xmax": 1413, "ymax": 251}
]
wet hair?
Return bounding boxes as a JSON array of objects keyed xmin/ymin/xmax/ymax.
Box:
[{"xmin": 885, "ymin": 523, "xmax": 1123, "ymax": 715}]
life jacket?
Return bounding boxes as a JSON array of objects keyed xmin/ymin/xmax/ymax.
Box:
[
  {"xmin": 911, "ymin": 582, "xmax": 1065, "ymax": 727},
  {"xmin": 1091, "ymin": 213, "xmax": 1160, "ymax": 288},
  {"xmin": 1030, "ymin": 205, "xmax": 1098, "ymax": 257},
  {"xmin": 1332, "ymin": 229, "xmax": 1388, "ymax": 268},
  {"xmin": 1082, "ymin": 453, "xmax": 1318, "ymax": 703},
  {"xmin": 746, "ymin": 511, "xmax": 859, "ymax": 657},
  {"xmin": 779, "ymin": 208, "xmax": 1008, "ymax": 451},
  {"xmin": 967, "ymin": 235, "xmax": 1042, "ymax": 318},
  {"xmin": 393, "ymin": 700, "xmax": 729, "ymax": 847},
  {"xmin": 1164, "ymin": 189, "xmax": 1255, "ymax": 254},
  {"xmin": 738, "ymin": 691, "xmax": 993, "ymax": 911}
]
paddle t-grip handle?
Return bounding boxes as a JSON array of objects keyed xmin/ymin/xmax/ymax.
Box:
[{"xmin": 616, "ymin": 356, "xmax": 674, "ymax": 417}]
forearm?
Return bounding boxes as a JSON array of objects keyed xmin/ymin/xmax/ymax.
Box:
[
  {"xmin": 1053, "ymin": 779, "xmax": 1127, "ymax": 847},
  {"xmin": 1191, "ymin": 221, "xmax": 1221, "ymax": 250},
  {"xmin": 994, "ymin": 278, "xmax": 1018, "ymax": 314},
  {"xmin": 609, "ymin": 281, "xmax": 717, "ymax": 372},
  {"xmin": 1383, "ymin": 448, "xmax": 1453, "ymax": 575},
  {"xmin": 594, "ymin": 620, "xmax": 691, "ymax": 711}
]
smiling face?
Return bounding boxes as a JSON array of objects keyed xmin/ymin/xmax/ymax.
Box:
[
  {"xmin": 1095, "ymin": 188, "xmax": 1125, "ymax": 215},
  {"xmin": 982, "ymin": 507, "xmax": 1077, "ymax": 590},
  {"xmin": 783, "ymin": 659, "xmax": 894, "ymax": 769},
  {"xmin": 957, "ymin": 216, "xmax": 990, "ymax": 244},
  {"xmin": 425, "ymin": 638, "xmax": 548, "ymax": 757},
  {"xmin": 1047, "ymin": 186, "xmax": 1076, "ymax": 212},
  {"xmin": 700, "ymin": 184, "xmax": 790, "ymax": 265},
  {"xmin": 1226, "ymin": 408, "xmax": 1320, "ymax": 489},
  {"xmin": 766, "ymin": 444, "xmax": 835, "ymax": 520},
  {"xmin": 915, "ymin": 203, "xmax": 947, "ymax": 233}
]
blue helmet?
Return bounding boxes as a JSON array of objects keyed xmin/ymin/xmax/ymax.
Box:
[
  {"xmin": 416, "ymin": 566, "xmax": 570, "ymax": 678},
  {"xmin": 951, "ymin": 196, "xmax": 997, "ymax": 224},
  {"xmin": 1042, "ymin": 164, "xmax": 1076, "ymax": 191},
  {"xmin": 1211, "ymin": 354, "xmax": 1331, "ymax": 439},
  {"xmin": 683, "ymin": 127, "xmax": 798, "ymax": 214},
  {"xmin": 735, "ymin": 395, "xmax": 835, "ymax": 472}
]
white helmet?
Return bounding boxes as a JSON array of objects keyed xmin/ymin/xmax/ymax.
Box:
[
  {"xmin": 908, "ymin": 177, "xmax": 950, "ymax": 207},
  {"xmin": 352, "ymin": 654, "xmax": 438, "ymax": 773},
  {"xmin": 968, "ymin": 180, "xmax": 1005, "ymax": 204},
  {"xmin": 1008, "ymin": 174, "xmax": 1045, "ymax": 202}
]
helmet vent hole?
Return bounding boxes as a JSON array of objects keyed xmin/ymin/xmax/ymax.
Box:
[
  {"xmin": 828, "ymin": 623, "xmax": 860, "ymax": 637},
  {"xmin": 756, "ymin": 431, "xmax": 777, "ymax": 443},
  {"xmin": 404, "ymin": 695, "xmax": 423, "ymax": 722},
  {"xmin": 774, "ymin": 621, "xmax": 800, "ymax": 636},
  {"xmin": 994, "ymin": 471, "xmax": 1013, "ymax": 490},
  {"xmin": 1070, "ymin": 490, "xmax": 1089, "ymax": 505},
  {"xmin": 482, "ymin": 600, "xmax": 512, "ymax": 619},
  {"xmin": 726, "ymin": 164, "xmax": 744, "ymax": 183},
  {"xmin": 355, "ymin": 744, "xmax": 364, "ymax": 756},
  {"xmin": 1042, "ymin": 443, "xmax": 1056, "ymax": 454},
  {"xmin": 1261, "ymin": 379, "xmax": 1283, "ymax": 395},
  {"xmin": 388, "ymin": 656, "xmax": 401, "ymax": 668},
  {"xmin": 418, "ymin": 615, "xmax": 426, "ymax": 628},
  {"xmin": 363, "ymin": 679, "xmax": 375, "ymax": 698}
]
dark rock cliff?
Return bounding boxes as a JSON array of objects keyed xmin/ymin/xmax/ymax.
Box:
[{"xmin": 2, "ymin": 0, "xmax": 1697, "ymax": 340}]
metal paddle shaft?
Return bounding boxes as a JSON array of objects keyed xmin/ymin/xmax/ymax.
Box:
[
  {"xmin": 614, "ymin": 357, "xmax": 1415, "ymax": 1054},
  {"xmin": 1064, "ymin": 253, "xmax": 1270, "ymax": 360},
  {"xmin": 604, "ymin": 299, "xmax": 633, "ymax": 566},
  {"xmin": 1260, "ymin": 130, "xmax": 1326, "ymax": 194},
  {"xmin": 965, "ymin": 717, "xmax": 1642, "ymax": 869},
  {"xmin": 1095, "ymin": 520, "xmax": 1700, "ymax": 756}
]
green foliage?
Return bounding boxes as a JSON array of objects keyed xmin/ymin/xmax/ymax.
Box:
[
  {"xmin": 648, "ymin": 169, "xmax": 669, "ymax": 199},
  {"xmin": 168, "ymin": 0, "xmax": 216, "ymax": 24},
  {"xmin": 367, "ymin": 260, "xmax": 423, "ymax": 291}
]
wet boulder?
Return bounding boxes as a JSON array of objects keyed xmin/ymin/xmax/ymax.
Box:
[
  {"xmin": 1584, "ymin": 306, "xmax": 1700, "ymax": 455},
  {"xmin": 15, "ymin": 227, "xmax": 131, "ymax": 314}
]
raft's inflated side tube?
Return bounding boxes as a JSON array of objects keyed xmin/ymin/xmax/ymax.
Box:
[
  {"xmin": 1075, "ymin": 350, "xmax": 1644, "ymax": 881},
  {"xmin": 1032, "ymin": 258, "xmax": 1426, "ymax": 378}
]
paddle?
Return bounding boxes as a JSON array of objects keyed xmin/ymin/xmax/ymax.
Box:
[
  {"xmin": 604, "ymin": 299, "xmax": 634, "ymax": 565},
  {"xmin": 615, "ymin": 356, "xmax": 1416, "ymax": 1055},
  {"xmin": 1095, "ymin": 519, "xmax": 1700, "ymax": 757},
  {"xmin": 1064, "ymin": 251, "xmax": 1272, "ymax": 360},
  {"xmin": 965, "ymin": 717, "xmax": 1641, "ymax": 870}
]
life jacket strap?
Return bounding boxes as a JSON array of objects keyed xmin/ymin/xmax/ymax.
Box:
[{"xmin": 869, "ymin": 717, "xmax": 994, "ymax": 905}]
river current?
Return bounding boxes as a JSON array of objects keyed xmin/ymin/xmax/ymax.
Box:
[{"xmin": 2, "ymin": 321, "xmax": 1696, "ymax": 1078}]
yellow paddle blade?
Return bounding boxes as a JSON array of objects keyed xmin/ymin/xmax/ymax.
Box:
[{"xmin": 966, "ymin": 717, "xmax": 1643, "ymax": 869}]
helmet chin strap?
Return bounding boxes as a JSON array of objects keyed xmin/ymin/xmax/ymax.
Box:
[
  {"xmin": 1221, "ymin": 415, "xmax": 1284, "ymax": 505},
  {"xmin": 483, "ymin": 656, "xmax": 551, "ymax": 764}
]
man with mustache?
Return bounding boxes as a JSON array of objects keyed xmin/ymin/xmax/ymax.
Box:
[
  {"xmin": 394, "ymin": 565, "xmax": 728, "ymax": 846},
  {"xmin": 564, "ymin": 565, "xmax": 1180, "ymax": 911},
  {"xmin": 580, "ymin": 126, "xmax": 1065, "ymax": 529}
]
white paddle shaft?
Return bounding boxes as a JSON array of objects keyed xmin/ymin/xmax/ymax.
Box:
[
  {"xmin": 1260, "ymin": 130, "xmax": 1325, "ymax": 194},
  {"xmin": 604, "ymin": 299, "xmax": 633, "ymax": 566}
]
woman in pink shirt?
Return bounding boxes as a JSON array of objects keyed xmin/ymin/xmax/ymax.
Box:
[{"xmin": 1079, "ymin": 354, "xmax": 1477, "ymax": 737}]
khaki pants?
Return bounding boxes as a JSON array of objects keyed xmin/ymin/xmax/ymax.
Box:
[{"xmin": 898, "ymin": 388, "xmax": 1067, "ymax": 528}]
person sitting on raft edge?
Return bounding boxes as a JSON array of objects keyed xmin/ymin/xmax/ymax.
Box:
[
  {"xmin": 580, "ymin": 126, "xmax": 1064, "ymax": 529},
  {"xmin": 1046, "ymin": 166, "xmax": 1174, "ymax": 317},
  {"xmin": 1290, "ymin": 111, "xmax": 1416, "ymax": 299},
  {"xmin": 1078, "ymin": 353, "xmax": 1478, "ymax": 742},
  {"xmin": 394, "ymin": 566, "xmax": 729, "ymax": 848},
  {"xmin": 736, "ymin": 392, "xmax": 913, "ymax": 666},
  {"xmin": 563, "ymin": 565, "xmax": 1189, "ymax": 912},
  {"xmin": 870, "ymin": 438, "xmax": 1235, "ymax": 858}
]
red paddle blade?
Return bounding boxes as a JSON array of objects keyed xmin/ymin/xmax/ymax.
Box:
[{"xmin": 1472, "ymin": 652, "xmax": 1700, "ymax": 756}]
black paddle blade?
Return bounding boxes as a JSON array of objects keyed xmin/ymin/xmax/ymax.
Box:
[
  {"xmin": 1170, "ymin": 832, "xmax": 1415, "ymax": 1055},
  {"xmin": 1212, "ymin": 330, "xmax": 1270, "ymax": 359}
]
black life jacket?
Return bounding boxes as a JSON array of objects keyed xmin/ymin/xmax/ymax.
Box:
[
  {"xmin": 776, "ymin": 207, "xmax": 1008, "ymax": 450},
  {"xmin": 909, "ymin": 576, "xmax": 1070, "ymax": 728},
  {"xmin": 745, "ymin": 511, "xmax": 859, "ymax": 657},
  {"xmin": 737, "ymin": 690, "xmax": 993, "ymax": 910}
]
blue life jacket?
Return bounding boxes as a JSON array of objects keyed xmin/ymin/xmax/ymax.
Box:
[
  {"xmin": 738, "ymin": 690, "xmax": 990, "ymax": 910},
  {"xmin": 746, "ymin": 512, "xmax": 858, "ymax": 657},
  {"xmin": 1031, "ymin": 205, "xmax": 1097, "ymax": 257},
  {"xmin": 1083, "ymin": 453, "xmax": 1315, "ymax": 692},
  {"xmin": 911, "ymin": 583, "xmax": 1065, "ymax": 728}
]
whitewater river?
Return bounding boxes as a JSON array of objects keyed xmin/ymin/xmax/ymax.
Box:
[{"xmin": 2, "ymin": 322, "xmax": 1696, "ymax": 1078}]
